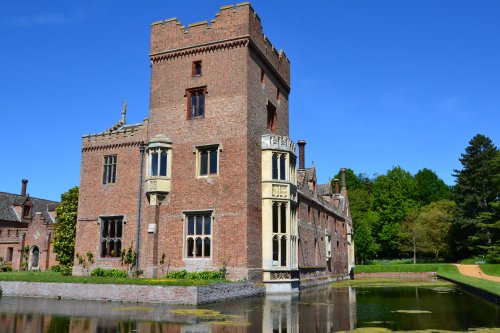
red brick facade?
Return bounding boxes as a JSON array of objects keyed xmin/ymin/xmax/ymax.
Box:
[{"xmin": 74, "ymin": 3, "xmax": 353, "ymax": 283}]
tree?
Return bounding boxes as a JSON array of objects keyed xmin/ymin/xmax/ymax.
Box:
[
  {"xmin": 418, "ymin": 200, "xmax": 456, "ymax": 261},
  {"xmin": 414, "ymin": 168, "xmax": 451, "ymax": 205},
  {"xmin": 348, "ymin": 188, "xmax": 380, "ymax": 263},
  {"xmin": 452, "ymin": 134, "xmax": 499, "ymax": 259},
  {"xmin": 476, "ymin": 201, "xmax": 500, "ymax": 262},
  {"xmin": 53, "ymin": 187, "xmax": 79, "ymax": 268},
  {"xmin": 398, "ymin": 207, "xmax": 424, "ymax": 263},
  {"xmin": 371, "ymin": 166, "xmax": 418, "ymax": 257},
  {"xmin": 331, "ymin": 170, "xmax": 380, "ymax": 262},
  {"xmin": 453, "ymin": 134, "xmax": 498, "ymax": 218},
  {"xmin": 354, "ymin": 211, "xmax": 380, "ymax": 264}
]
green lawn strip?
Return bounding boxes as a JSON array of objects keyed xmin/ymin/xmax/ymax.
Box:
[
  {"xmin": 332, "ymin": 277, "xmax": 453, "ymax": 288},
  {"xmin": 437, "ymin": 265, "xmax": 500, "ymax": 296},
  {"xmin": 479, "ymin": 264, "xmax": 500, "ymax": 277},
  {"xmin": 353, "ymin": 264, "xmax": 500, "ymax": 296},
  {"xmin": 0, "ymin": 271, "xmax": 224, "ymax": 286},
  {"xmin": 354, "ymin": 264, "xmax": 453, "ymax": 274}
]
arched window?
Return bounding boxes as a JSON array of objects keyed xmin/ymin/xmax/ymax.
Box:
[
  {"xmin": 185, "ymin": 212, "xmax": 212, "ymax": 258},
  {"xmin": 272, "ymin": 153, "xmax": 279, "ymax": 179},
  {"xmin": 195, "ymin": 237, "xmax": 203, "ymax": 257},
  {"xmin": 280, "ymin": 154, "xmax": 286, "ymax": 180},
  {"xmin": 100, "ymin": 216, "xmax": 124, "ymax": 258},
  {"xmin": 204, "ymin": 237, "xmax": 211, "ymax": 257},
  {"xmin": 187, "ymin": 238, "xmax": 194, "ymax": 258},
  {"xmin": 31, "ymin": 246, "xmax": 40, "ymax": 269},
  {"xmin": 272, "ymin": 235, "xmax": 279, "ymax": 264},
  {"xmin": 280, "ymin": 235, "xmax": 287, "ymax": 267}
]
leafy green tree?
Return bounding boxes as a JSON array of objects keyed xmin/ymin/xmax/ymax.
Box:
[
  {"xmin": 331, "ymin": 170, "xmax": 380, "ymax": 262},
  {"xmin": 398, "ymin": 207, "xmax": 424, "ymax": 263},
  {"xmin": 452, "ymin": 134, "xmax": 499, "ymax": 259},
  {"xmin": 354, "ymin": 211, "xmax": 380, "ymax": 264},
  {"xmin": 371, "ymin": 166, "xmax": 418, "ymax": 257},
  {"xmin": 414, "ymin": 168, "xmax": 451, "ymax": 205},
  {"xmin": 53, "ymin": 187, "xmax": 79, "ymax": 268},
  {"xmin": 418, "ymin": 200, "xmax": 456, "ymax": 261}
]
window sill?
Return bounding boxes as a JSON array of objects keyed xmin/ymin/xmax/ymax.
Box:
[
  {"xmin": 184, "ymin": 257, "xmax": 211, "ymax": 261},
  {"xmin": 197, "ymin": 174, "xmax": 218, "ymax": 178}
]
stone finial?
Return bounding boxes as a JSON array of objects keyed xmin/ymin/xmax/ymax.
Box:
[{"xmin": 121, "ymin": 100, "xmax": 127, "ymax": 124}]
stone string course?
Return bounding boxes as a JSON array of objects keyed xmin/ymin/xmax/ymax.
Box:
[{"xmin": 0, "ymin": 281, "xmax": 264, "ymax": 305}]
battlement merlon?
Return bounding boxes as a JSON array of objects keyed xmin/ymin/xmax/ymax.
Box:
[{"xmin": 149, "ymin": 3, "xmax": 290, "ymax": 90}]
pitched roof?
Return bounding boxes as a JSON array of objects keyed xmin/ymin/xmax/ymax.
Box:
[
  {"xmin": 0, "ymin": 191, "xmax": 59, "ymax": 224},
  {"xmin": 317, "ymin": 183, "xmax": 331, "ymax": 196}
]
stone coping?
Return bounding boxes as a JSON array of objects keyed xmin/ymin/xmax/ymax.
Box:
[{"xmin": 0, "ymin": 281, "xmax": 264, "ymax": 305}]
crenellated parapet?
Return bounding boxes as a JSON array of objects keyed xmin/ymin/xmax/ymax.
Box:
[
  {"xmin": 81, "ymin": 121, "xmax": 147, "ymax": 152},
  {"xmin": 150, "ymin": 2, "xmax": 290, "ymax": 88}
]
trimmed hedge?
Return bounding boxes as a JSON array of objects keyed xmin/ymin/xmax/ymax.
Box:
[
  {"xmin": 90, "ymin": 268, "xmax": 128, "ymax": 278},
  {"xmin": 164, "ymin": 270, "xmax": 224, "ymax": 280}
]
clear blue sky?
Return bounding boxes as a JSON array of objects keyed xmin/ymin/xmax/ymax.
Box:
[{"xmin": 1, "ymin": 1, "xmax": 499, "ymax": 201}]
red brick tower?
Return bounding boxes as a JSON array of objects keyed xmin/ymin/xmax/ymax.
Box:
[{"xmin": 75, "ymin": 3, "xmax": 291, "ymax": 280}]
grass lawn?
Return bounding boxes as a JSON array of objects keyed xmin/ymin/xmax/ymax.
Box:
[
  {"xmin": 332, "ymin": 277, "xmax": 453, "ymax": 288},
  {"xmin": 352, "ymin": 264, "xmax": 500, "ymax": 296},
  {"xmin": 480, "ymin": 264, "xmax": 500, "ymax": 277},
  {"xmin": 0, "ymin": 271, "xmax": 224, "ymax": 286},
  {"xmin": 354, "ymin": 264, "xmax": 453, "ymax": 274}
]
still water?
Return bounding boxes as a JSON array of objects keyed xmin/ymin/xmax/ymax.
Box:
[{"xmin": 0, "ymin": 284, "xmax": 498, "ymax": 332}]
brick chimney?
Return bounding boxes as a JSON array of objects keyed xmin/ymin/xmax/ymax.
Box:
[
  {"xmin": 297, "ymin": 140, "xmax": 306, "ymax": 170},
  {"xmin": 333, "ymin": 178, "xmax": 340, "ymax": 194},
  {"xmin": 21, "ymin": 179, "xmax": 28, "ymax": 196},
  {"xmin": 340, "ymin": 168, "xmax": 347, "ymax": 195}
]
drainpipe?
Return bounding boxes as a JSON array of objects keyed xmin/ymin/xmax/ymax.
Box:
[{"xmin": 135, "ymin": 143, "xmax": 146, "ymax": 273}]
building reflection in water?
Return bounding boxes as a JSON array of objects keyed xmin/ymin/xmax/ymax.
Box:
[
  {"xmin": 261, "ymin": 286, "xmax": 356, "ymax": 333},
  {"xmin": 0, "ymin": 286, "xmax": 357, "ymax": 333}
]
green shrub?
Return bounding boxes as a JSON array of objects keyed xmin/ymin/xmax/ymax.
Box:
[
  {"xmin": 60, "ymin": 266, "xmax": 73, "ymax": 276},
  {"xmin": 52, "ymin": 265, "xmax": 72, "ymax": 276},
  {"xmin": 51, "ymin": 265, "xmax": 62, "ymax": 273},
  {"xmin": 164, "ymin": 270, "xmax": 188, "ymax": 279},
  {"xmin": 1, "ymin": 266, "xmax": 12, "ymax": 272},
  {"xmin": 164, "ymin": 269, "xmax": 224, "ymax": 280},
  {"xmin": 90, "ymin": 268, "xmax": 127, "ymax": 278}
]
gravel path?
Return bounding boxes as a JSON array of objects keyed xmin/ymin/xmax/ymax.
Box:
[{"xmin": 455, "ymin": 264, "xmax": 500, "ymax": 283}]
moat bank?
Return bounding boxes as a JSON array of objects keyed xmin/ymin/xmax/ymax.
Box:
[
  {"xmin": 0, "ymin": 273, "xmax": 351, "ymax": 304},
  {"xmin": 0, "ymin": 281, "xmax": 264, "ymax": 305}
]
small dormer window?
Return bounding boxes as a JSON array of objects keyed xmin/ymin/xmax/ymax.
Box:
[{"xmin": 22, "ymin": 205, "xmax": 31, "ymax": 218}]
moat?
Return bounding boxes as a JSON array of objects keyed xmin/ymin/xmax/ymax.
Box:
[{"xmin": 0, "ymin": 284, "xmax": 498, "ymax": 332}]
